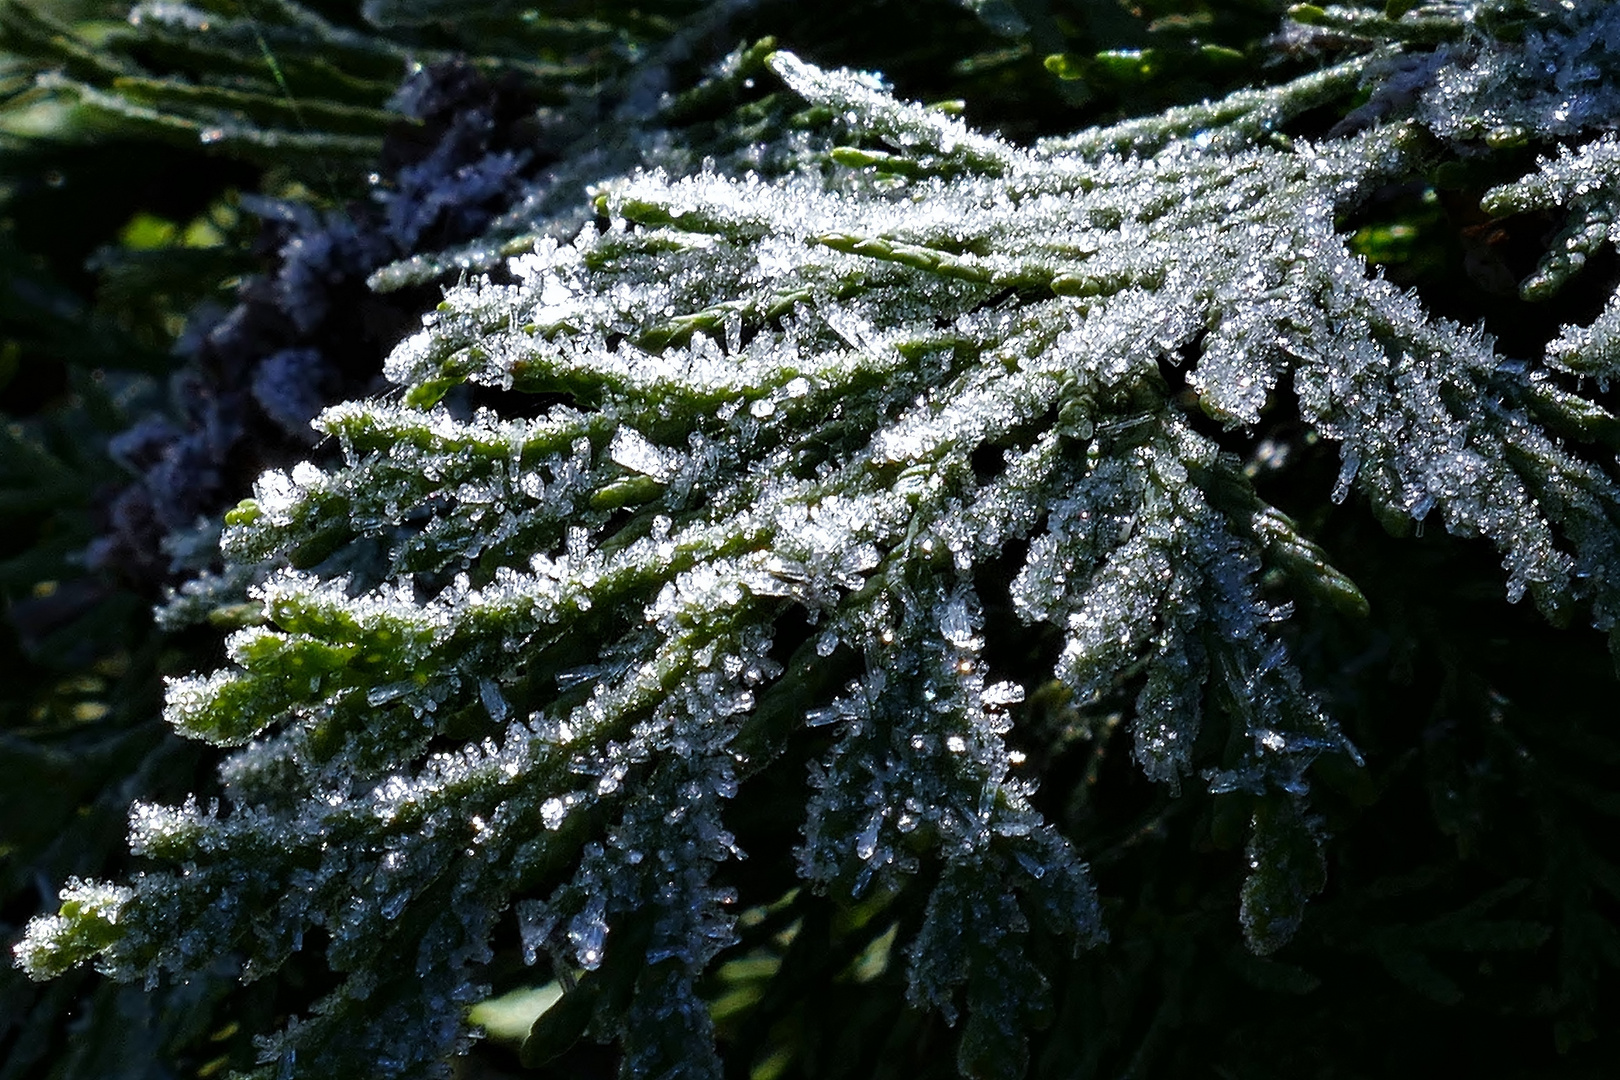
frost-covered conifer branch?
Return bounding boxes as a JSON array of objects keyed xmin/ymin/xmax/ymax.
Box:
[{"xmin": 16, "ymin": 2, "xmax": 1620, "ymax": 1077}]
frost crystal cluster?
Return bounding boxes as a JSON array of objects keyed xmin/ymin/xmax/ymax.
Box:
[{"xmin": 17, "ymin": 3, "xmax": 1620, "ymax": 1078}]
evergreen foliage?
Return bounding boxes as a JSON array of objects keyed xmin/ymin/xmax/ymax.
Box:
[{"xmin": 7, "ymin": 1, "xmax": 1620, "ymax": 1078}]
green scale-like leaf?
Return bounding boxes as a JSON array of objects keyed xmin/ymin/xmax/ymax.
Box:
[{"xmin": 18, "ymin": 2, "xmax": 1620, "ymax": 1077}]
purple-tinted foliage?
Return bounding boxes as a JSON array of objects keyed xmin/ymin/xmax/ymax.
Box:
[
  {"xmin": 91, "ymin": 61, "xmax": 542, "ymax": 585},
  {"xmin": 252, "ymin": 348, "xmax": 334, "ymax": 439}
]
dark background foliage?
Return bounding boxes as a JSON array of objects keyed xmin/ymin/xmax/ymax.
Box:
[{"xmin": 2, "ymin": 1, "xmax": 1617, "ymax": 1078}]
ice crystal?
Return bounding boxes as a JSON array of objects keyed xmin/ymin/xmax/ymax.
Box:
[{"xmin": 20, "ymin": 3, "xmax": 1620, "ymax": 1077}]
